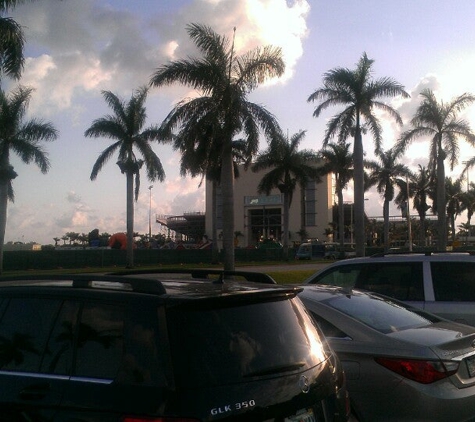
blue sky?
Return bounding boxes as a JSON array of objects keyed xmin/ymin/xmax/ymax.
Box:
[{"xmin": 5, "ymin": 0, "xmax": 475, "ymax": 244}]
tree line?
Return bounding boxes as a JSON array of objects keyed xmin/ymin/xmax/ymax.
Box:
[{"xmin": 1, "ymin": 3, "xmax": 475, "ymax": 273}]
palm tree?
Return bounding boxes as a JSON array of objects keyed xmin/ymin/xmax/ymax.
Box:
[
  {"xmin": 85, "ymin": 87, "xmax": 165, "ymax": 268},
  {"xmin": 445, "ymin": 177, "xmax": 464, "ymax": 243},
  {"xmin": 180, "ymin": 135, "xmax": 247, "ymax": 263},
  {"xmin": 0, "ymin": 0, "xmax": 30, "ymax": 80},
  {"xmin": 395, "ymin": 165, "xmax": 432, "ymax": 246},
  {"xmin": 411, "ymin": 165, "xmax": 432, "ymax": 246},
  {"xmin": 397, "ymin": 89, "xmax": 475, "ymax": 250},
  {"xmin": 252, "ymin": 130, "xmax": 320, "ymax": 260},
  {"xmin": 460, "ymin": 182, "xmax": 475, "ymax": 227},
  {"xmin": 365, "ymin": 147, "xmax": 410, "ymax": 252},
  {"xmin": 457, "ymin": 221, "xmax": 472, "ymax": 243},
  {"xmin": 150, "ymin": 23, "xmax": 285, "ymax": 271},
  {"xmin": 317, "ymin": 142, "xmax": 353, "ymax": 249},
  {"xmin": 0, "ymin": 85, "xmax": 57, "ymax": 273},
  {"xmin": 308, "ymin": 52, "xmax": 409, "ymax": 256}
]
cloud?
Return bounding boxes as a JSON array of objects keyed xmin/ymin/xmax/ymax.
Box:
[
  {"xmin": 67, "ymin": 191, "xmax": 82, "ymax": 204},
  {"xmin": 10, "ymin": 0, "xmax": 311, "ymax": 115},
  {"xmin": 171, "ymin": 0, "xmax": 310, "ymax": 83},
  {"xmin": 3, "ymin": 0, "xmax": 310, "ymax": 244}
]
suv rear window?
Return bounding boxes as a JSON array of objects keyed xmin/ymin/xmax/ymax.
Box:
[
  {"xmin": 355, "ymin": 262, "xmax": 424, "ymax": 301},
  {"xmin": 431, "ymin": 262, "xmax": 475, "ymax": 301},
  {"xmin": 313, "ymin": 262, "xmax": 424, "ymax": 301},
  {"xmin": 167, "ymin": 297, "xmax": 327, "ymax": 388}
]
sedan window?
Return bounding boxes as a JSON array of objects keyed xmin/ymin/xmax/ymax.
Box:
[{"xmin": 323, "ymin": 292, "xmax": 433, "ymax": 334}]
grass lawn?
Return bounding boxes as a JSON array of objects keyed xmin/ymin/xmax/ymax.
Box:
[{"xmin": 0, "ymin": 261, "xmax": 319, "ymax": 284}]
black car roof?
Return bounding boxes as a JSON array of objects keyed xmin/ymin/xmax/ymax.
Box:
[{"xmin": 0, "ymin": 271, "xmax": 302, "ymax": 301}]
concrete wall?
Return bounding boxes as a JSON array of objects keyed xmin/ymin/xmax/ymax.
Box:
[{"xmin": 205, "ymin": 162, "xmax": 333, "ymax": 248}]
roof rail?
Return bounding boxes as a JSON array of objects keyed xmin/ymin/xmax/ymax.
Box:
[
  {"xmin": 370, "ymin": 250, "xmax": 475, "ymax": 258},
  {"xmin": 0, "ymin": 274, "xmax": 167, "ymax": 294}
]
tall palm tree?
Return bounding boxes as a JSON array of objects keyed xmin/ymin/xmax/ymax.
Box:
[
  {"xmin": 85, "ymin": 87, "xmax": 165, "ymax": 268},
  {"xmin": 150, "ymin": 23, "xmax": 285, "ymax": 271},
  {"xmin": 445, "ymin": 177, "xmax": 464, "ymax": 243},
  {"xmin": 317, "ymin": 142, "xmax": 353, "ymax": 249},
  {"xmin": 0, "ymin": 85, "xmax": 57, "ymax": 273},
  {"xmin": 365, "ymin": 147, "xmax": 410, "ymax": 252},
  {"xmin": 395, "ymin": 165, "xmax": 432, "ymax": 246},
  {"xmin": 308, "ymin": 52, "xmax": 409, "ymax": 256},
  {"xmin": 252, "ymin": 130, "xmax": 320, "ymax": 260},
  {"xmin": 397, "ymin": 89, "xmax": 475, "ymax": 250}
]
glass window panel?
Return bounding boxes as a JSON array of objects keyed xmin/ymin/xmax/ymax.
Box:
[
  {"xmin": 74, "ymin": 303, "xmax": 124, "ymax": 380},
  {"xmin": 431, "ymin": 262, "xmax": 475, "ymax": 301},
  {"xmin": 40, "ymin": 300, "xmax": 79, "ymax": 375},
  {"xmin": 0, "ymin": 298, "xmax": 61, "ymax": 372}
]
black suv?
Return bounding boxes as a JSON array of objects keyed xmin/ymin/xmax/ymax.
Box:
[{"xmin": 0, "ymin": 270, "xmax": 349, "ymax": 421}]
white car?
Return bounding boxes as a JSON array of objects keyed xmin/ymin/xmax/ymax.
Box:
[{"xmin": 304, "ymin": 252, "xmax": 475, "ymax": 326}]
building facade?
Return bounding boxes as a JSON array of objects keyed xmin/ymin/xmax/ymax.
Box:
[{"xmin": 205, "ymin": 163, "xmax": 333, "ymax": 248}]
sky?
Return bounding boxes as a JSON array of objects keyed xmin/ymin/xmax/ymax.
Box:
[{"xmin": 5, "ymin": 0, "xmax": 475, "ymax": 245}]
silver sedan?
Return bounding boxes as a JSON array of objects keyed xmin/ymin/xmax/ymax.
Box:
[{"xmin": 298, "ymin": 285, "xmax": 475, "ymax": 422}]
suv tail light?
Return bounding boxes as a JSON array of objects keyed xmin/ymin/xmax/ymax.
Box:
[
  {"xmin": 123, "ymin": 418, "xmax": 200, "ymax": 422},
  {"xmin": 375, "ymin": 357, "xmax": 459, "ymax": 384}
]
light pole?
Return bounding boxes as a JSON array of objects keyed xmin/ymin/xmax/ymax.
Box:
[
  {"xmin": 148, "ymin": 185, "xmax": 153, "ymax": 240},
  {"xmin": 462, "ymin": 161, "xmax": 470, "ymax": 191}
]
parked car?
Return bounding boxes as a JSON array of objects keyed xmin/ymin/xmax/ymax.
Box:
[
  {"xmin": 323, "ymin": 243, "xmax": 356, "ymax": 260},
  {"xmin": 0, "ymin": 270, "xmax": 349, "ymax": 421},
  {"xmin": 304, "ymin": 252, "xmax": 475, "ymax": 326},
  {"xmin": 299, "ymin": 284, "xmax": 475, "ymax": 422},
  {"xmin": 295, "ymin": 242, "xmax": 326, "ymax": 260}
]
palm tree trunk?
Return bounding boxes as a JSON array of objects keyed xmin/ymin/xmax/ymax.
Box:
[
  {"xmin": 420, "ymin": 214, "xmax": 426, "ymax": 246},
  {"xmin": 221, "ymin": 140, "xmax": 235, "ymax": 271},
  {"xmin": 211, "ymin": 179, "xmax": 219, "ymax": 264},
  {"xmin": 436, "ymin": 152, "xmax": 447, "ymax": 250},
  {"xmin": 353, "ymin": 126, "xmax": 365, "ymax": 256},
  {"xmin": 383, "ymin": 198, "xmax": 390, "ymax": 252},
  {"xmin": 337, "ymin": 186, "xmax": 344, "ymax": 248},
  {"xmin": 282, "ymin": 191, "xmax": 290, "ymax": 260},
  {"xmin": 126, "ymin": 171, "xmax": 135, "ymax": 268},
  {"xmin": 0, "ymin": 181, "xmax": 8, "ymax": 274},
  {"xmin": 450, "ymin": 214, "xmax": 456, "ymax": 243}
]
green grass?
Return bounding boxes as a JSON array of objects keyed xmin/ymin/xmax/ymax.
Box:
[{"xmin": 0, "ymin": 261, "xmax": 316, "ymax": 284}]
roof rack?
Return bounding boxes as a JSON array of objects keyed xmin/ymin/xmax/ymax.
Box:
[
  {"xmin": 0, "ymin": 274, "xmax": 167, "ymax": 294},
  {"xmin": 0, "ymin": 270, "xmax": 276, "ymax": 294},
  {"xmin": 106, "ymin": 269, "xmax": 277, "ymax": 285}
]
